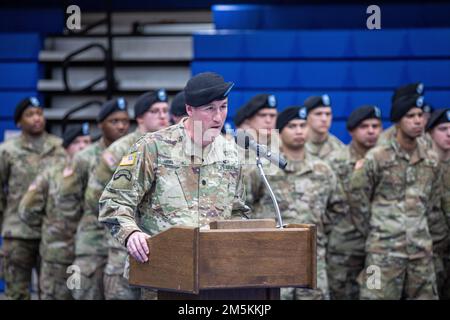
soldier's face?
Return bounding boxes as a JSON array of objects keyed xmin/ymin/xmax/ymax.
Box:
[
  {"xmin": 350, "ymin": 119, "xmax": 383, "ymax": 149},
  {"xmin": 138, "ymin": 102, "xmax": 170, "ymax": 133},
  {"xmin": 186, "ymin": 98, "xmax": 228, "ymax": 146},
  {"xmin": 19, "ymin": 107, "xmax": 45, "ymax": 135},
  {"xmin": 398, "ymin": 107, "xmax": 424, "ymax": 139},
  {"xmin": 66, "ymin": 135, "xmax": 92, "ymax": 156},
  {"xmin": 245, "ymin": 108, "xmax": 277, "ymax": 132},
  {"xmin": 307, "ymin": 106, "xmax": 332, "ymax": 134},
  {"xmin": 431, "ymin": 123, "xmax": 450, "ymax": 151},
  {"xmin": 280, "ymin": 119, "xmax": 308, "ymax": 149},
  {"xmin": 100, "ymin": 111, "xmax": 130, "ymax": 142}
]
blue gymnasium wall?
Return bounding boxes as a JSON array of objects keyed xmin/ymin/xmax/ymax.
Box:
[{"xmin": 193, "ymin": 5, "xmax": 450, "ymax": 144}]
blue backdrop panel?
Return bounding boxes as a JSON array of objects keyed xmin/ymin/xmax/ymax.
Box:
[
  {"xmin": 212, "ymin": 4, "xmax": 450, "ymax": 30},
  {"xmin": 0, "ymin": 120, "xmax": 19, "ymax": 142},
  {"xmin": 192, "ymin": 61, "xmax": 450, "ymax": 89},
  {"xmin": 0, "ymin": 9, "xmax": 63, "ymax": 34},
  {"xmin": 195, "ymin": 29, "xmax": 450, "ymax": 59},
  {"xmin": 0, "ymin": 33, "xmax": 41, "ymax": 61},
  {"xmin": 0, "ymin": 91, "xmax": 39, "ymax": 118},
  {"xmin": 0, "ymin": 63, "xmax": 39, "ymax": 90}
]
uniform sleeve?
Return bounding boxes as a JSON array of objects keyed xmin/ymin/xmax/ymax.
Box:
[
  {"xmin": 18, "ymin": 170, "xmax": 49, "ymax": 230},
  {"xmin": 98, "ymin": 139, "xmax": 155, "ymax": 246},
  {"xmin": 426, "ymin": 164, "xmax": 448, "ymax": 254},
  {"xmin": 231, "ymin": 166, "xmax": 251, "ymax": 218},
  {"xmin": 0, "ymin": 147, "xmax": 10, "ymax": 227},
  {"xmin": 348, "ymin": 153, "xmax": 378, "ymax": 239},
  {"xmin": 243, "ymin": 166, "xmax": 264, "ymax": 214},
  {"xmin": 324, "ymin": 167, "xmax": 348, "ymax": 235}
]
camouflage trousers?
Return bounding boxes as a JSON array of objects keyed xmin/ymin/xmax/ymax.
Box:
[
  {"xmin": 441, "ymin": 258, "xmax": 450, "ymax": 300},
  {"xmin": 104, "ymin": 247, "xmax": 140, "ymax": 300},
  {"xmin": 40, "ymin": 261, "xmax": 72, "ymax": 300},
  {"xmin": 281, "ymin": 248, "xmax": 329, "ymax": 300},
  {"xmin": 358, "ymin": 253, "xmax": 438, "ymax": 300},
  {"xmin": 326, "ymin": 252, "xmax": 365, "ymax": 300},
  {"xmin": 2, "ymin": 238, "xmax": 40, "ymax": 300},
  {"xmin": 71, "ymin": 255, "xmax": 107, "ymax": 300}
]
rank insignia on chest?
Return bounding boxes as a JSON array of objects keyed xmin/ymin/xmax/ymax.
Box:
[{"xmin": 119, "ymin": 153, "xmax": 136, "ymax": 166}]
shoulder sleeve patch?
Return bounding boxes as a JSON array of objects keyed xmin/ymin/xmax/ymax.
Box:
[
  {"xmin": 119, "ymin": 152, "xmax": 137, "ymax": 166},
  {"xmin": 102, "ymin": 151, "xmax": 118, "ymax": 168}
]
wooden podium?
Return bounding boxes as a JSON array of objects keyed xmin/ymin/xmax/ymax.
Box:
[{"xmin": 129, "ymin": 219, "xmax": 316, "ymax": 300}]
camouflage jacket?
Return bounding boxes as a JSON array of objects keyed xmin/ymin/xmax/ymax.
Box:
[
  {"xmin": 71, "ymin": 138, "xmax": 108, "ymax": 256},
  {"xmin": 18, "ymin": 156, "xmax": 80, "ymax": 263},
  {"xmin": 246, "ymin": 151, "xmax": 347, "ymax": 252},
  {"xmin": 98, "ymin": 120, "xmax": 250, "ymax": 246},
  {"xmin": 82, "ymin": 129, "xmax": 144, "ymax": 253},
  {"xmin": 0, "ymin": 133, "xmax": 65, "ymax": 239},
  {"xmin": 431, "ymin": 158, "xmax": 450, "ymax": 255},
  {"xmin": 377, "ymin": 125, "xmax": 433, "ymax": 148},
  {"xmin": 305, "ymin": 133, "xmax": 345, "ymax": 160},
  {"xmin": 349, "ymin": 137, "xmax": 442, "ymax": 259},
  {"xmin": 326, "ymin": 143, "xmax": 366, "ymax": 256}
]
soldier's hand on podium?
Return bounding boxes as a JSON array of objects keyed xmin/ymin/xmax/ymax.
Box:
[{"xmin": 127, "ymin": 231, "xmax": 150, "ymax": 263}]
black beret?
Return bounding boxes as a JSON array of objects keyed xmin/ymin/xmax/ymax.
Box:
[
  {"xmin": 346, "ymin": 105, "xmax": 382, "ymax": 131},
  {"xmin": 390, "ymin": 94, "xmax": 424, "ymax": 122},
  {"xmin": 14, "ymin": 96, "xmax": 42, "ymax": 124},
  {"xmin": 276, "ymin": 106, "xmax": 308, "ymax": 133},
  {"xmin": 233, "ymin": 105, "xmax": 248, "ymax": 127},
  {"xmin": 426, "ymin": 108, "xmax": 450, "ymax": 131},
  {"xmin": 423, "ymin": 102, "xmax": 434, "ymax": 114},
  {"xmin": 391, "ymin": 82, "xmax": 424, "ymax": 103},
  {"xmin": 170, "ymin": 91, "xmax": 187, "ymax": 117},
  {"xmin": 62, "ymin": 122, "xmax": 90, "ymax": 148},
  {"xmin": 184, "ymin": 72, "xmax": 234, "ymax": 107},
  {"xmin": 134, "ymin": 89, "xmax": 168, "ymax": 118},
  {"xmin": 97, "ymin": 97, "xmax": 127, "ymax": 123},
  {"xmin": 237, "ymin": 94, "xmax": 277, "ymax": 124},
  {"xmin": 303, "ymin": 94, "xmax": 331, "ymax": 112}
]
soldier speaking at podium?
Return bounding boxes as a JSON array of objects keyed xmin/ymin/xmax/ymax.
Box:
[{"xmin": 98, "ymin": 72, "xmax": 250, "ymax": 298}]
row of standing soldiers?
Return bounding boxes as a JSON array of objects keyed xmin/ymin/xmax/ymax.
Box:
[{"xmin": 0, "ymin": 80, "xmax": 449, "ymax": 300}]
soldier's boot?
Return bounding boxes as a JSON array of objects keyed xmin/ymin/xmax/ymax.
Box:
[
  {"xmin": 40, "ymin": 261, "xmax": 73, "ymax": 300},
  {"xmin": 104, "ymin": 247, "xmax": 139, "ymax": 300},
  {"xmin": 70, "ymin": 255, "xmax": 106, "ymax": 300},
  {"xmin": 2, "ymin": 238, "xmax": 40, "ymax": 300}
]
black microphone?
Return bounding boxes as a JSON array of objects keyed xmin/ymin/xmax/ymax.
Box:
[{"xmin": 234, "ymin": 130, "xmax": 287, "ymax": 170}]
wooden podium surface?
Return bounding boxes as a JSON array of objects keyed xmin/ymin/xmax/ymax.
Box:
[{"xmin": 129, "ymin": 219, "xmax": 316, "ymax": 300}]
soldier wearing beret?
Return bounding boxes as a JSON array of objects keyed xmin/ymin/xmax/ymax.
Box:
[
  {"xmin": 303, "ymin": 94, "xmax": 345, "ymax": 160},
  {"xmin": 98, "ymin": 72, "xmax": 250, "ymax": 299},
  {"xmin": 169, "ymin": 91, "xmax": 187, "ymax": 125},
  {"xmin": 67, "ymin": 98, "xmax": 130, "ymax": 300},
  {"xmin": 378, "ymin": 82, "xmax": 432, "ymax": 148},
  {"xmin": 0, "ymin": 97, "xmax": 66, "ymax": 299},
  {"xmin": 18, "ymin": 123, "xmax": 92, "ymax": 299},
  {"xmin": 349, "ymin": 95, "xmax": 442, "ymax": 299},
  {"xmin": 246, "ymin": 106, "xmax": 347, "ymax": 300},
  {"xmin": 326, "ymin": 105, "xmax": 383, "ymax": 300},
  {"xmin": 233, "ymin": 93, "xmax": 278, "ymax": 144},
  {"xmin": 76, "ymin": 89, "xmax": 169, "ymax": 300},
  {"xmin": 426, "ymin": 108, "xmax": 450, "ymax": 299}
]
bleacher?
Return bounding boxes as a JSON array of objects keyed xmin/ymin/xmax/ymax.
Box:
[{"xmin": 192, "ymin": 4, "xmax": 450, "ymax": 143}]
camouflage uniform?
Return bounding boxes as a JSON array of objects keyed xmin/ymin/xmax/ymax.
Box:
[
  {"xmin": 349, "ymin": 138, "xmax": 441, "ymax": 300},
  {"xmin": 246, "ymin": 152, "xmax": 346, "ymax": 300},
  {"xmin": 98, "ymin": 120, "xmax": 250, "ymax": 299},
  {"xmin": 326, "ymin": 143, "xmax": 366, "ymax": 300},
  {"xmin": 305, "ymin": 133, "xmax": 344, "ymax": 160},
  {"xmin": 19, "ymin": 156, "xmax": 82, "ymax": 300},
  {"xmin": 87, "ymin": 130, "xmax": 144, "ymax": 300},
  {"xmin": 0, "ymin": 133, "xmax": 65, "ymax": 299},
  {"xmin": 69, "ymin": 139, "xmax": 108, "ymax": 300},
  {"xmin": 377, "ymin": 125, "xmax": 433, "ymax": 148},
  {"xmin": 435, "ymin": 158, "xmax": 450, "ymax": 299}
]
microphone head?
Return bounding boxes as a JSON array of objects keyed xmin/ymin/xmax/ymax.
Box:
[{"xmin": 234, "ymin": 129, "xmax": 253, "ymax": 149}]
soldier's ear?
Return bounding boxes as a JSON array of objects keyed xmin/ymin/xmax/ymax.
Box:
[{"xmin": 186, "ymin": 104, "xmax": 193, "ymax": 117}]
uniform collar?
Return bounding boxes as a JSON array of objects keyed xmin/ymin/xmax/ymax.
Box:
[
  {"xmin": 19, "ymin": 132, "xmax": 56, "ymax": 155},
  {"xmin": 390, "ymin": 136, "xmax": 426, "ymax": 164},
  {"xmin": 283, "ymin": 150, "xmax": 314, "ymax": 175}
]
